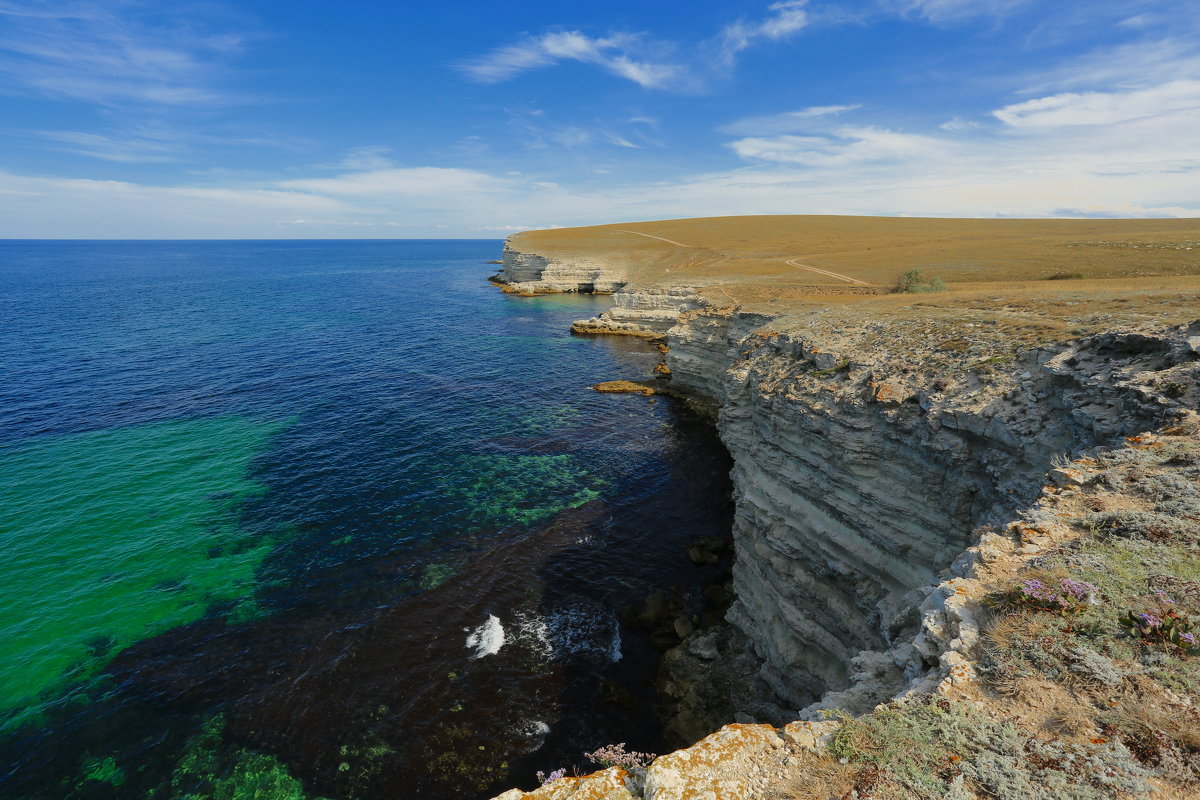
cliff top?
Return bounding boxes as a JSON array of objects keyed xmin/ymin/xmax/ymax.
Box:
[
  {"xmin": 512, "ymin": 214, "xmax": 1200, "ymax": 351},
  {"xmin": 511, "ymin": 215, "xmax": 1200, "ymax": 290}
]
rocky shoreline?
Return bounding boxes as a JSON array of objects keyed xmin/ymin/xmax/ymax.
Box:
[{"xmin": 488, "ymin": 237, "xmax": 1200, "ymax": 799}]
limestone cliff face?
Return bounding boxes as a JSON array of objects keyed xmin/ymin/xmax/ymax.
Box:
[
  {"xmin": 571, "ymin": 286, "xmax": 706, "ymax": 338},
  {"xmin": 664, "ymin": 309, "xmax": 1197, "ymax": 714},
  {"xmin": 492, "ymin": 241, "xmax": 627, "ymax": 294},
  {"xmin": 486, "ymin": 237, "xmax": 1200, "ymax": 799}
]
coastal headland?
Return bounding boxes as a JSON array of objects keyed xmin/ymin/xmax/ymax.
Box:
[{"xmin": 489, "ymin": 215, "xmax": 1200, "ymax": 799}]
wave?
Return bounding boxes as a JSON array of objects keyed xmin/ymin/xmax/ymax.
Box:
[{"xmin": 465, "ymin": 614, "xmax": 506, "ymax": 659}]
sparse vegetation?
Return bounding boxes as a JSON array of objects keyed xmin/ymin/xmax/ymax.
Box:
[
  {"xmin": 825, "ymin": 697, "xmax": 1153, "ymax": 799},
  {"xmin": 895, "ymin": 269, "xmax": 946, "ymax": 294},
  {"xmin": 1047, "ymin": 271, "xmax": 1086, "ymax": 280},
  {"xmin": 785, "ymin": 436, "xmax": 1200, "ymax": 800}
]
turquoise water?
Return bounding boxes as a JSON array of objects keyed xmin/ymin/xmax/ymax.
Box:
[{"xmin": 0, "ymin": 241, "xmax": 731, "ymax": 798}]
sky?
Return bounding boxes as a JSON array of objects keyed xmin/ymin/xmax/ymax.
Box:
[{"xmin": 0, "ymin": 0, "xmax": 1198, "ymax": 238}]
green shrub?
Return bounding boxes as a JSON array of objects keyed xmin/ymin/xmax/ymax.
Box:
[{"xmin": 895, "ymin": 269, "xmax": 946, "ymax": 294}]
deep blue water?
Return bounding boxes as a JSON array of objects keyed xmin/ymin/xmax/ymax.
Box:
[{"xmin": 0, "ymin": 240, "xmax": 731, "ymax": 799}]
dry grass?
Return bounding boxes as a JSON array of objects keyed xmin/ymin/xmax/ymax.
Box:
[
  {"xmin": 513, "ymin": 214, "xmax": 1200, "ymax": 287},
  {"xmin": 768, "ymin": 750, "xmax": 859, "ymax": 800},
  {"xmin": 512, "ymin": 215, "xmax": 1200, "ymax": 336}
]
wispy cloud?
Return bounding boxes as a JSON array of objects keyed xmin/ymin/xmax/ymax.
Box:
[
  {"xmin": 729, "ymin": 125, "xmax": 947, "ymax": 167},
  {"xmin": 36, "ymin": 129, "xmax": 180, "ymax": 162},
  {"xmin": 718, "ymin": 0, "xmax": 810, "ymax": 65},
  {"xmin": 939, "ymin": 116, "xmax": 982, "ymax": 132},
  {"xmin": 28, "ymin": 120, "xmax": 308, "ymax": 163},
  {"xmin": 880, "ymin": 0, "xmax": 1036, "ymax": 24},
  {"xmin": 459, "ymin": 30, "xmax": 681, "ymax": 89},
  {"xmin": 718, "ymin": 104, "xmax": 861, "ymax": 135},
  {"xmin": 995, "ymin": 79, "xmax": 1200, "ymax": 127},
  {"xmin": 0, "ymin": 0, "xmax": 250, "ymax": 106},
  {"xmin": 461, "ymin": 1, "xmax": 817, "ymax": 91},
  {"xmin": 278, "ymin": 167, "xmax": 513, "ymax": 198},
  {"xmin": 503, "ymin": 108, "xmax": 654, "ymax": 151}
]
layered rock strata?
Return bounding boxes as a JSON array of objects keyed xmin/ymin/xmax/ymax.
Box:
[
  {"xmin": 487, "ymin": 239, "xmax": 1200, "ymax": 798},
  {"xmin": 570, "ymin": 286, "xmax": 705, "ymax": 339},
  {"xmin": 491, "ymin": 241, "xmax": 627, "ymax": 294},
  {"xmin": 666, "ymin": 313, "xmax": 1198, "ymax": 717}
]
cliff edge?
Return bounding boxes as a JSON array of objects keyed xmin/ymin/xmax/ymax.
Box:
[{"xmin": 489, "ymin": 215, "xmax": 1200, "ymax": 800}]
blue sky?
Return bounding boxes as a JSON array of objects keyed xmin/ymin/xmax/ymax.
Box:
[{"xmin": 1, "ymin": 0, "xmax": 1198, "ymax": 237}]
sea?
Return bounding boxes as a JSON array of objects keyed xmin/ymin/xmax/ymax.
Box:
[{"xmin": 0, "ymin": 240, "xmax": 732, "ymax": 799}]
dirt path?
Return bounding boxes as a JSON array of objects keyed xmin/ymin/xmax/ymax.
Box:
[
  {"xmin": 784, "ymin": 257, "xmax": 871, "ymax": 286},
  {"xmin": 617, "ymin": 229, "xmax": 872, "ymax": 286},
  {"xmin": 615, "ymin": 230, "xmax": 699, "ymax": 248}
]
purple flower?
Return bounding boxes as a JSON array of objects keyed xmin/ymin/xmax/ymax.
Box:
[
  {"xmin": 1135, "ymin": 612, "xmax": 1163, "ymax": 630},
  {"xmin": 537, "ymin": 768, "xmax": 566, "ymax": 785},
  {"xmin": 585, "ymin": 743, "xmax": 656, "ymax": 770},
  {"xmin": 1181, "ymin": 632, "xmax": 1197, "ymax": 647},
  {"xmin": 1149, "ymin": 591, "xmax": 1175, "ymax": 605},
  {"xmin": 1060, "ymin": 579, "xmax": 1099, "ymax": 600}
]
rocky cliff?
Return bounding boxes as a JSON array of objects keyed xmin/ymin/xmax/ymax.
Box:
[
  {"xmin": 488, "ymin": 232, "xmax": 1200, "ymax": 800},
  {"xmin": 491, "ymin": 240, "xmax": 627, "ymax": 294}
]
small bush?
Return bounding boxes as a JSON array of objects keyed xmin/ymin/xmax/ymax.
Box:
[
  {"xmin": 895, "ymin": 268, "xmax": 946, "ymax": 294},
  {"xmin": 584, "ymin": 743, "xmax": 655, "ymax": 770},
  {"xmin": 1047, "ymin": 271, "xmax": 1086, "ymax": 280},
  {"xmin": 1121, "ymin": 592, "xmax": 1200, "ymax": 655}
]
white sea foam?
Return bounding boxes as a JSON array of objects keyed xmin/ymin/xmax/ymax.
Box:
[
  {"xmin": 465, "ymin": 614, "xmax": 506, "ymax": 659},
  {"xmin": 516, "ymin": 719, "xmax": 551, "ymax": 737},
  {"xmin": 608, "ymin": 623, "xmax": 623, "ymax": 663},
  {"xmin": 512, "ymin": 601, "xmax": 622, "ymax": 663}
]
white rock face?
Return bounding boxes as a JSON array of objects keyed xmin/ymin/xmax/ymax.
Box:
[
  {"xmin": 666, "ymin": 313, "xmax": 1197, "ymax": 710},
  {"xmin": 485, "ymin": 240, "xmax": 1200, "ymax": 800},
  {"xmin": 493, "ymin": 241, "xmax": 627, "ymax": 294},
  {"xmin": 572, "ymin": 286, "xmax": 706, "ymax": 338}
]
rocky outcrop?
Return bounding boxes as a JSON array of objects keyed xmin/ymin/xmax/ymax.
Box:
[
  {"xmin": 491, "ymin": 241, "xmax": 627, "ymax": 294},
  {"xmin": 486, "ymin": 237, "xmax": 1200, "ymax": 799},
  {"xmin": 571, "ymin": 287, "xmax": 706, "ymax": 338},
  {"xmin": 663, "ymin": 314, "xmax": 1198, "ymax": 720}
]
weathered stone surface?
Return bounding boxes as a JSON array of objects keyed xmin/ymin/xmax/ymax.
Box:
[
  {"xmin": 643, "ymin": 724, "xmax": 786, "ymax": 800},
  {"xmin": 493, "ymin": 241, "xmax": 626, "ymax": 294},
  {"xmin": 486, "ymin": 238, "xmax": 1200, "ymax": 800},
  {"xmin": 492, "ymin": 768, "xmax": 636, "ymax": 800},
  {"xmin": 780, "ymin": 720, "xmax": 840, "ymax": 751},
  {"xmin": 1048, "ymin": 467, "xmax": 1085, "ymax": 486}
]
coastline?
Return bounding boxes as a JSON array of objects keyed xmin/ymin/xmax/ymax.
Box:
[{"xmin": 487, "ymin": 222, "xmax": 1200, "ymax": 800}]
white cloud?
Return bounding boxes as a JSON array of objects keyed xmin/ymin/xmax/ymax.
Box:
[
  {"xmin": 729, "ymin": 126, "xmax": 949, "ymax": 167},
  {"xmin": 719, "ymin": 105, "xmax": 861, "ymax": 135},
  {"xmin": 336, "ymin": 146, "xmax": 394, "ymax": 171},
  {"xmin": 0, "ymin": 1, "xmax": 249, "ymax": 106},
  {"xmin": 462, "ymin": 2, "xmax": 817, "ymax": 91},
  {"xmin": 719, "ymin": 1, "xmax": 810, "ymax": 64},
  {"xmin": 995, "ymin": 80, "xmax": 1200, "ymax": 127},
  {"xmin": 881, "ymin": 0, "xmax": 1035, "ymax": 24},
  {"xmin": 0, "ymin": 169, "xmax": 344, "ymax": 237},
  {"xmin": 279, "ymin": 167, "xmax": 512, "ymax": 198},
  {"xmin": 459, "ymin": 31, "xmax": 681, "ymax": 89},
  {"xmin": 939, "ymin": 117, "xmax": 982, "ymax": 132},
  {"xmin": 36, "ymin": 129, "xmax": 180, "ymax": 162},
  {"xmin": 30, "ymin": 121, "xmax": 304, "ymax": 163}
]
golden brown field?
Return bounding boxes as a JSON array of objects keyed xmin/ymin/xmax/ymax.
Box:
[
  {"xmin": 513, "ymin": 215, "xmax": 1200, "ymax": 286},
  {"xmin": 512, "ymin": 215, "xmax": 1200, "ymax": 340}
]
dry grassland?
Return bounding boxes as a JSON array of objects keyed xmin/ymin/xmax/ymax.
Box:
[{"xmin": 513, "ymin": 215, "xmax": 1200, "ymax": 338}]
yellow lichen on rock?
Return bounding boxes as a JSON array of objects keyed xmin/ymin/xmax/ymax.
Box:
[
  {"xmin": 642, "ymin": 724, "xmax": 788, "ymax": 800},
  {"xmin": 492, "ymin": 767, "xmax": 635, "ymax": 800},
  {"xmin": 593, "ymin": 380, "xmax": 659, "ymax": 396}
]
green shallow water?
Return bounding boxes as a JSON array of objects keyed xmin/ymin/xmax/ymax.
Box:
[
  {"xmin": 0, "ymin": 415, "xmax": 287, "ymax": 730},
  {"xmin": 0, "ymin": 240, "xmax": 735, "ymax": 800}
]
